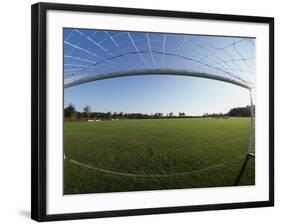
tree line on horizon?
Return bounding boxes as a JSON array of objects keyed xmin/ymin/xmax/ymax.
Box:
[
  {"xmin": 64, "ymin": 104, "xmax": 255, "ymax": 121},
  {"xmin": 203, "ymin": 105, "xmax": 255, "ymax": 118}
]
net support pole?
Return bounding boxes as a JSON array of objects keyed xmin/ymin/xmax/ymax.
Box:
[{"xmin": 248, "ymin": 89, "xmax": 255, "ymax": 157}]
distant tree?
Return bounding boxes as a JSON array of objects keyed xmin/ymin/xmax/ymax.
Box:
[
  {"xmin": 83, "ymin": 105, "xmax": 91, "ymax": 120},
  {"xmin": 118, "ymin": 112, "xmax": 123, "ymax": 119},
  {"xmin": 179, "ymin": 112, "xmax": 186, "ymax": 117},
  {"xmin": 169, "ymin": 112, "xmax": 174, "ymax": 117},
  {"xmin": 154, "ymin": 112, "xmax": 163, "ymax": 118},
  {"xmin": 76, "ymin": 111, "xmax": 82, "ymax": 119},
  {"xmin": 228, "ymin": 105, "xmax": 254, "ymax": 117},
  {"xmin": 64, "ymin": 103, "xmax": 76, "ymax": 119},
  {"xmin": 113, "ymin": 112, "xmax": 117, "ymax": 119},
  {"xmin": 107, "ymin": 111, "xmax": 112, "ymax": 120}
]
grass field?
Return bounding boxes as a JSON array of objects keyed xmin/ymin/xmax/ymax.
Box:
[{"xmin": 64, "ymin": 118, "xmax": 255, "ymax": 195}]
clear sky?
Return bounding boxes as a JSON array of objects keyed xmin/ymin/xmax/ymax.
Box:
[{"xmin": 63, "ymin": 28, "xmax": 255, "ymax": 115}]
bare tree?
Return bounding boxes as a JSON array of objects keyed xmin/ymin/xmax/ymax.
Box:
[{"xmin": 83, "ymin": 105, "xmax": 92, "ymax": 120}]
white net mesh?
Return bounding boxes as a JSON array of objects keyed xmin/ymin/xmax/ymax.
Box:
[{"xmin": 64, "ymin": 29, "xmax": 255, "ymax": 89}]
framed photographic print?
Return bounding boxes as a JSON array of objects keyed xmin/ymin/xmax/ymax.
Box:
[{"xmin": 31, "ymin": 2, "xmax": 274, "ymax": 222}]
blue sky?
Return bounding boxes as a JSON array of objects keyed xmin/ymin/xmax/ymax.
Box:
[{"xmin": 64, "ymin": 28, "xmax": 255, "ymax": 115}]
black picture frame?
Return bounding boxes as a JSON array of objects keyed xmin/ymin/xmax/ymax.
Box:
[{"xmin": 31, "ymin": 2, "xmax": 274, "ymax": 222}]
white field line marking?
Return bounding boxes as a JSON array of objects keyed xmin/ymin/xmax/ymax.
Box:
[{"xmin": 69, "ymin": 159, "xmax": 237, "ymax": 178}]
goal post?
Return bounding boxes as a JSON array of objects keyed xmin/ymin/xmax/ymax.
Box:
[{"xmin": 248, "ymin": 88, "xmax": 255, "ymax": 157}]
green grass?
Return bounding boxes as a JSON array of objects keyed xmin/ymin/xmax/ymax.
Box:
[{"xmin": 64, "ymin": 118, "xmax": 255, "ymax": 195}]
